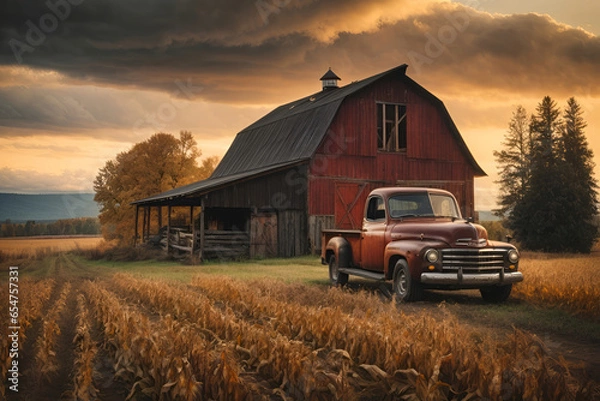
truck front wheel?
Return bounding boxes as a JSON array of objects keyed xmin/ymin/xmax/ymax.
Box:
[
  {"xmin": 329, "ymin": 255, "xmax": 348, "ymax": 287},
  {"xmin": 480, "ymin": 284, "xmax": 512, "ymax": 303},
  {"xmin": 393, "ymin": 260, "xmax": 423, "ymax": 302}
]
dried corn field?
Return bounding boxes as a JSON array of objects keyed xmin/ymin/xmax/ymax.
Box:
[
  {"xmin": 511, "ymin": 253, "xmax": 600, "ymax": 319},
  {"xmin": 1, "ymin": 253, "xmax": 599, "ymax": 401}
]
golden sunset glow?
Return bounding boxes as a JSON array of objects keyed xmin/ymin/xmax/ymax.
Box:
[{"xmin": 1, "ymin": 0, "xmax": 599, "ymax": 210}]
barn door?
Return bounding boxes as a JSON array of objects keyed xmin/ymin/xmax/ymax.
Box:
[
  {"xmin": 334, "ymin": 183, "xmax": 368, "ymax": 229},
  {"xmin": 250, "ymin": 213, "xmax": 277, "ymax": 258}
]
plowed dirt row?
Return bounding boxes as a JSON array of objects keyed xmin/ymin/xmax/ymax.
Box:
[{"xmin": 8, "ymin": 255, "xmax": 131, "ymax": 401}]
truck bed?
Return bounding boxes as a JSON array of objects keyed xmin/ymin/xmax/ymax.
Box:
[{"xmin": 320, "ymin": 228, "xmax": 362, "ymax": 265}]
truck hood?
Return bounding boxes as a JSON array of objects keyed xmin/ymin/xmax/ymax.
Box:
[{"xmin": 389, "ymin": 219, "xmax": 489, "ymax": 247}]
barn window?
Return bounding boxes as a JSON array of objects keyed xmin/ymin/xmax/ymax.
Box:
[{"xmin": 377, "ymin": 103, "xmax": 407, "ymax": 152}]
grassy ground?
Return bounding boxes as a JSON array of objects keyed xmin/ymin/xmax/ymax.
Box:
[{"xmin": 80, "ymin": 255, "xmax": 329, "ymax": 283}]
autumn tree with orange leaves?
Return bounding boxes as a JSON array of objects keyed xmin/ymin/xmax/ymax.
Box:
[{"xmin": 94, "ymin": 131, "xmax": 218, "ymax": 243}]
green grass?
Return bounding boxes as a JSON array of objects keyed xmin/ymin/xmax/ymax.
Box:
[
  {"xmin": 195, "ymin": 255, "xmax": 329, "ymax": 284},
  {"xmin": 12, "ymin": 254, "xmax": 330, "ymax": 285},
  {"xmin": 447, "ymin": 298, "xmax": 600, "ymax": 344}
]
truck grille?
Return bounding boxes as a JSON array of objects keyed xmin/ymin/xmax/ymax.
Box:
[{"xmin": 441, "ymin": 249, "xmax": 506, "ymax": 273}]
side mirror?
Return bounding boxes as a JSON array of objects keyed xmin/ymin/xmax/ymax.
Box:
[
  {"xmin": 467, "ymin": 217, "xmax": 475, "ymax": 223},
  {"xmin": 505, "ymin": 234, "xmax": 513, "ymax": 243}
]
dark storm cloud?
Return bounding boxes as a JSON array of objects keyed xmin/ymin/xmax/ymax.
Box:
[
  {"xmin": 0, "ymin": 84, "xmax": 144, "ymax": 133},
  {"xmin": 0, "ymin": 0, "xmax": 599, "ymax": 107},
  {"xmin": 0, "ymin": 0, "xmax": 421, "ymax": 49},
  {"xmin": 406, "ymin": 10, "xmax": 600, "ymax": 97}
]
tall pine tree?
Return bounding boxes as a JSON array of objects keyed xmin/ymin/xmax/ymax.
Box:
[
  {"xmin": 560, "ymin": 98, "xmax": 598, "ymax": 252},
  {"xmin": 493, "ymin": 105, "xmax": 532, "ymax": 217},
  {"xmin": 504, "ymin": 96, "xmax": 598, "ymax": 252},
  {"xmin": 509, "ymin": 96, "xmax": 564, "ymax": 251}
]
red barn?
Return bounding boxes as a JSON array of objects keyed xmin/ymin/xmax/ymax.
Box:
[{"xmin": 133, "ymin": 64, "xmax": 485, "ymax": 259}]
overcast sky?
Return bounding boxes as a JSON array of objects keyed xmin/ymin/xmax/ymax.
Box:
[{"xmin": 1, "ymin": 0, "xmax": 599, "ymax": 210}]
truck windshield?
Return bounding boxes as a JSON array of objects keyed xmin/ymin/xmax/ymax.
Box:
[{"xmin": 389, "ymin": 193, "xmax": 461, "ymax": 219}]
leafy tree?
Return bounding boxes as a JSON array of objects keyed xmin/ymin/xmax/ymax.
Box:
[
  {"xmin": 493, "ymin": 105, "xmax": 532, "ymax": 217},
  {"xmin": 1, "ymin": 220, "xmax": 15, "ymax": 237},
  {"xmin": 504, "ymin": 96, "xmax": 598, "ymax": 252},
  {"xmin": 94, "ymin": 131, "xmax": 215, "ymax": 243},
  {"xmin": 81, "ymin": 218, "xmax": 101, "ymax": 235},
  {"xmin": 198, "ymin": 156, "xmax": 220, "ymax": 179},
  {"xmin": 24, "ymin": 220, "xmax": 36, "ymax": 236}
]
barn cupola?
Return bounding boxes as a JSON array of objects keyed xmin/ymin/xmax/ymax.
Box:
[{"xmin": 320, "ymin": 68, "xmax": 341, "ymax": 90}]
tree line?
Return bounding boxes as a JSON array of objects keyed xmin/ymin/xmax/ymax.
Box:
[
  {"xmin": 495, "ymin": 96, "xmax": 598, "ymax": 253},
  {"xmin": 0, "ymin": 217, "xmax": 101, "ymax": 237}
]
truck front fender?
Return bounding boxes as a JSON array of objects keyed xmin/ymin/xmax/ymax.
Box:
[
  {"xmin": 324, "ymin": 236, "xmax": 353, "ymax": 268},
  {"xmin": 384, "ymin": 240, "xmax": 446, "ymax": 280}
]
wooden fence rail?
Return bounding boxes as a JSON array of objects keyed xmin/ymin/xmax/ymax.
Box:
[{"xmin": 161, "ymin": 228, "xmax": 250, "ymax": 260}]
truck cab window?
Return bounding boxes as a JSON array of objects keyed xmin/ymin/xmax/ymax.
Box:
[
  {"xmin": 366, "ymin": 196, "xmax": 385, "ymax": 221},
  {"xmin": 389, "ymin": 193, "xmax": 431, "ymax": 218},
  {"xmin": 430, "ymin": 194, "xmax": 461, "ymax": 218}
]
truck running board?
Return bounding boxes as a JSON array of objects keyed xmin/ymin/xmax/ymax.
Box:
[{"xmin": 338, "ymin": 268, "xmax": 386, "ymax": 281}]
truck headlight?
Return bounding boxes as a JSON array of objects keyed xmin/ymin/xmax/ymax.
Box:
[
  {"xmin": 507, "ymin": 249, "xmax": 519, "ymax": 264},
  {"xmin": 424, "ymin": 249, "xmax": 439, "ymax": 264}
]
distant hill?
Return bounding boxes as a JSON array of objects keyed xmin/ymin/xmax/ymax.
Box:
[
  {"xmin": 0, "ymin": 193, "xmax": 100, "ymax": 223},
  {"xmin": 477, "ymin": 210, "xmax": 501, "ymax": 222}
]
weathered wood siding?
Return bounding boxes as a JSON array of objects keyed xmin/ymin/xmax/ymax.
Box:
[
  {"xmin": 202, "ymin": 166, "xmax": 309, "ymax": 258},
  {"xmin": 204, "ymin": 166, "xmax": 308, "ymax": 210},
  {"xmin": 277, "ymin": 210, "xmax": 307, "ymax": 257},
  {"xmin": 308, "ymin": 215, "xmax": 334, "ymax": 253},
  {"xmin": 203, "ymin": 230, "xmax": 250, "ymax": 259},
  {"xmin": 250, "ymin": 212, "xmax": 277, "ymax": 258}
]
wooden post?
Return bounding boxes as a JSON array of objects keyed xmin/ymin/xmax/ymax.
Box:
[
  {"xmin": 134, "ymin": 205, "xmax": 140, "ymax": 246},
  {"xmin": 146, "ymin": 207, "xmax": 151, "ymax": 241},
  {"xmin": 143, "ymin": 207, "xmax": 149, "ymax": 243},
  {"xmin": 158, "ymin": 206, "xmax": 163, "ymax": 230},
  {"xmin": 190, "ymin": 205, "xmax": 196, "ymax": 257},
  {"xmin": 199, "ymin": 197, "xmax": 205, "ymax": 262},
  {"xmin": 166, "ymin": 205, "xmax": 172, "ymax": 255},
  {"xmin": 142, "ymin": 206, "xmax": 146, "ymax": 243}
]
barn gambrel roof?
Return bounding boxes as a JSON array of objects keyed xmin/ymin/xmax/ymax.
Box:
[{"xmin": 133, "ymin": 64, "xmax": 484, "ymax": 206}]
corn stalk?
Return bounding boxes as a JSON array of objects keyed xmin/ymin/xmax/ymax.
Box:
[
  {"xmin": 34, "ymin": 281, "xmax": 71, "ymax": 382},
  {"xmin": 69, "ymin": 293, "xmax": 99, "ymax": 401},
  {"xmin": 0, "ymin": 278, "xmax": 55, "ymax": 398},
  {"xmin": 109, "ymin": 274, "xmax": 352, "ymax": 400}
]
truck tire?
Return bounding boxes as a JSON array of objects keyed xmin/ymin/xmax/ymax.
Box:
[
  {"xmin": 329, "ymin": 255, "xmax": 348, "ymax": 287},
  {"xmin": 393, "ymin": 260, "xmax": 423, "ymax": 302},
  {"xmin": 480, "ymin": 284, "xmax": 512, "ymax": 303}
]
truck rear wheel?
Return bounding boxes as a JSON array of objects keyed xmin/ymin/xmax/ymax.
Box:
[
  {"xmin": 329, "ymin": 255, "xmax": 348, "ymax": 287},
  {"xmin": 480, "ymin": 284, "xmax": 512, "ymax": 303},
  {"xmin": 393, "ymin": 260, "xmax": 423, "ymax": 302}
]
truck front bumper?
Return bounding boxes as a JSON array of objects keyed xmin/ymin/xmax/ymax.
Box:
[{"xmin": 420, "ymin": 270, "xmax": 523, "ymax": 286}]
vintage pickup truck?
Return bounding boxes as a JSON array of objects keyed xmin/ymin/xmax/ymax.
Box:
[{"xmin": 321, "ymin": 187, "xmax": 523, "ymax": 302}]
